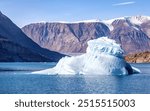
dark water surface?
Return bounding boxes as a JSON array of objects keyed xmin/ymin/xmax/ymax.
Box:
[{"xmin": 0, "ymin": 62, "xmax": 150, "ymax": 94}]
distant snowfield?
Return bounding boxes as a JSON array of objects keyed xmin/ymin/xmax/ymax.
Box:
[
  {"xmin": 102, "ymin": 16, "xmax": 150, "ymax": 31},
  {"xmin": 33, "ymin": 37, "xmax": 140, "ymax": 75},
  {"xmin": 32, "ymin": 15, "xmax": 150, "ymax": 31},
  {"xmin": 36, "ymin": 16, "xmax": 150, "ymax": 23}
]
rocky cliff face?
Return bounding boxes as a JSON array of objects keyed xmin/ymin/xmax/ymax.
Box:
[
  {"xmin": 22, "ymin": 22, "xmax": 109, "ymax": 53},
  {"xmin": 0, "ymin": 12, "xmax": 64, "ymax": 62},
  {"xmin": 0, "ymin": 36, "xmax": 50, "ymax": 62},
  {"xmin": 110, "ymin": 19, "xmax": 150, "ymax": 54},
  {"xmin": 141, "ymin": 21, "xmax": 150, "ymax": 38},
  {"xmin": 22, "ymin": 16, "xmax": 150, "ymax": 54},
  {"xmin": 125, "ymin": 51, "xmax": 150, "ymax": 63}
]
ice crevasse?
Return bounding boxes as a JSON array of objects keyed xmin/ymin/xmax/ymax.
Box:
[{"xmin": 33, "ymin": 37, "xmax": 140, "ymax": 75}]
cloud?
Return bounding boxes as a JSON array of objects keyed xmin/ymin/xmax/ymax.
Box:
[{"xmin": 113, "ymin": 1, "xmax": 135, "ymax": 6}]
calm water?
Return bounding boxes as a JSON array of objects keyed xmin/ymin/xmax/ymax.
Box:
[{"xmin": 0, "ymin": 62, "xmax": 150, "ymax": 94}]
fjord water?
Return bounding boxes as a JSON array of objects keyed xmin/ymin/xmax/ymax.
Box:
[{"xmin": 0, "ymin": 62, "xmax": 150, "ymax": 94}]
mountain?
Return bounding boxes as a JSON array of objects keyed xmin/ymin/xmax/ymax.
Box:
[
  {"xmin": 0, "ymin": 11, "xmax": 64, "ymax": 62},
  {"xmin": 22, "ymin": 22, "xmax": 109, "ymax": 53},
  {"xmin": 125, "ymin": 51, "xmax": 150, "ymax": 63},
  {"xmin": 108, "ymin": 16, "xmax": 150, "ymax": 54},
  {"xmin": 22, "ymin": 16, "xmax": 150, "ymax": 54}
]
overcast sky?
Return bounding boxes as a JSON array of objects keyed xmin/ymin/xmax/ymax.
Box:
[{"xmin": 0, "ymin": 0, "xmax": 149, "ymax": 27}]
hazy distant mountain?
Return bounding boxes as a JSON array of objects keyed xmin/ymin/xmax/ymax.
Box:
[
  {"xmin": 0, "ymin": 11, "xmax": 64, "ymax": 62},
  {"xmin": 22, "ymin": 16, "xmax": 150, "ymax": 54}
]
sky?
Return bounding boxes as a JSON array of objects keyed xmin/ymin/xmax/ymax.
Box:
[{"xmin": 0, "ymin": 0, "xmax": 149, "ymax": 27}]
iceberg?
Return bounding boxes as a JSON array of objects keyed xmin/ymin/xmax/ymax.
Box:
[{"xmin": 33, "ymin": 37, "xmax": 140, "ymax": 75}]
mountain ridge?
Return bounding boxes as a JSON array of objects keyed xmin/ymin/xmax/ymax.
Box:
[
  {"xmin": 24, "ymin": 15, "xmax": 150, "ymax": 24},
  {"xmin": 0, "ymin": 11, "xmax": 65, "ymax": 62},
  {"xmin": 22, "ymin": 15, "xmax": 150, "ymax": 54}
]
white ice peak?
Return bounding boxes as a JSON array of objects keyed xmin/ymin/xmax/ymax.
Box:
[{"xmin": 86, "ymin": 37, "xmax": 124, "ymax": 58}]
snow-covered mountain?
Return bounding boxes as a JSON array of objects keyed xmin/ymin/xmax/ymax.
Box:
[
  {"xmin": 22, "ymin": 16, "xmax": 150, "ymax": 54},
  {"xmin": 102, "ymin": 16, "xmax": 150, "ymax": 31}
]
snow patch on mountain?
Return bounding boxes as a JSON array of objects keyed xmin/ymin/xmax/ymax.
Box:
[
  {"xmin": 127, "ymin": 16, "xmax": 150, "ymax": 25},
  {"xmin": 100, "ymin": 16, "xmax": 150, "ymax": 31},
  {"xmin": 28, "ymin": 15, "xmax": 150, "ymax": 32},
  {"xmin": 34, "ymin": 19, "xmax": 101, "ymax": 24}
]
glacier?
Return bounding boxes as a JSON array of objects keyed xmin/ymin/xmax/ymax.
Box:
[{"xmin": 33, "ymin": 37, "xmax": 140, "ymax": 75}]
